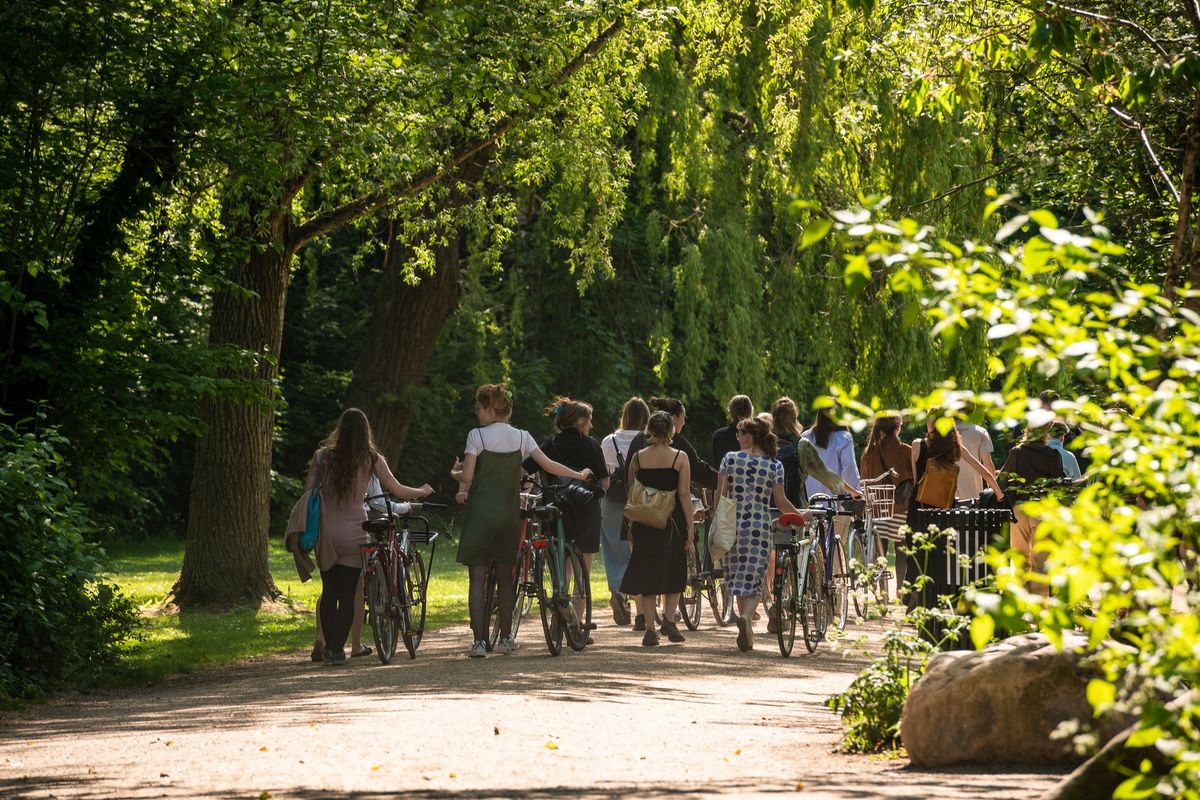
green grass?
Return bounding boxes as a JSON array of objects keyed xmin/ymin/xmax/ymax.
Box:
[{"xmin": 105, "ymin": 536, "xmax": 616, "ymax": 683}]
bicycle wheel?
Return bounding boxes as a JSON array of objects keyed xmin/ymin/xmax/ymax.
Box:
[
  {"xmin": 775, "ymin": 552, "xmax": 798, "ymax": 657},
  {"xmin": 563, "ymin": 545, "xmax": 591, "ymax": 652},
  {"xmin": 484, "ymin": 564, "xmax": 500, "ymax": 651},
  {"xmin": 828, "ymin": 534, "xmax": 850, "ymax": 631},
  {"xmin": 404, "ymin": 549, "xmax": 427, "ymax": 653},
  {"xmin": 365, "ymin": 559, "xmax": 398, "ymax": 664},
  {"xmin": 706, "ymin": 550, "xmax": 736, "ymax": 627},
  {"xmin": 800, "ymin": 550, "xmax": 824, "ymax": 653},
  {"xmin": 510, "ymin": 547, "xmax": 529, "ymax": 641},
  {"xmin": 848, "ymin": 528, "xmax": 870, "ymax": 620},
  {"xmin": 537, "ymin": 550, "xmax": 563, "ymax": 656},
  {"xmin": 872, "ymin": 530, "xmax": 892, "ymax": 606},
  {"xmin": 680, "ymin": 545, "xmax": 702, "ymax": 631}
]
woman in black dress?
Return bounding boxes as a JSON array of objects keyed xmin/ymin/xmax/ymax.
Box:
[{"xmin": 620, "ymin": 411, "xmax": 694, "ymax": 647}]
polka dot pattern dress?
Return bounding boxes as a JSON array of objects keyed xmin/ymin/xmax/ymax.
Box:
[{"xmin": 719, "ymin": 451, "xmax": 785, "ymax": 597}]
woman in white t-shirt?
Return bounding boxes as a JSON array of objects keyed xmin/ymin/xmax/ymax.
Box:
[
  {"xmin": 598, "ymin": 396, "xmax": 650, "ymax": 626},
  {"xmin": 802, "ymin": 407, "xmax": 861, "ymax": 499},
  {"xmin": 451, "ymin": 384, "xmax": 591, "ymax": 658}
]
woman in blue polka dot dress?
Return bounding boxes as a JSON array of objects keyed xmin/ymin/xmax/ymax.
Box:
[{"xmin": 715, "ymin": 416, "xmax": 807, "ymax": 652}]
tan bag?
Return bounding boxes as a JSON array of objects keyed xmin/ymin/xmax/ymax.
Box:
[
  {"xmin": 623, "ymin": 453, "xmax": 676, "ymax": 529},
  {"xmin": 915, "ymin": 458, "xmax": 959, "ymax": 508},
  {"xmin": 708, "ymin": 494, "xmax": 737, "ymax": 562}
]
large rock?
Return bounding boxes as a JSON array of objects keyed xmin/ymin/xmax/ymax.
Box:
[{"xmin": 902, "ymin": 632, "xmax": 1107, "ymax": 767}]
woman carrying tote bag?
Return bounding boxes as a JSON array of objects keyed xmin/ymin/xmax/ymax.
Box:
[{"xmin": 619, "ymin": 411, "xmax": 694, "ymax": 647}]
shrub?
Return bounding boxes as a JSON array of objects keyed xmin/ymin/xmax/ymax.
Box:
[{"xmin": 0, "ymin": 421, "xmax": 139, "ymax": 705}]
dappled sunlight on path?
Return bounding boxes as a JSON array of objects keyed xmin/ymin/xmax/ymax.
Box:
[{"xmin": 0, "ymin": 613, "xmax": 1066, "ymax": 799}]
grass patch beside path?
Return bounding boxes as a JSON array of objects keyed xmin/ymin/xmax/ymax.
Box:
[{"xmin": 106, "ymin": 536, "xmax": 615, "ymax": 683}]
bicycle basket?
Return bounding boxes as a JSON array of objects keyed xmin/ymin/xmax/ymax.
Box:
[{"xmin": 864, "ymin": 484, "xmax": 895, "ymax": 520}]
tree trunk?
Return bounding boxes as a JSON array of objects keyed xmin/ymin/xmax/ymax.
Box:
[
  {"xmin": 1167, "ymin": 91, "xmax": 1200, "ymax": 307},
  {"xmin": 175, "ymin": 220, "xmax": 292, "ymax": 607},
  {"xmin": 345, "ymin": 227, "xmax": 464, "ymax": 463}
]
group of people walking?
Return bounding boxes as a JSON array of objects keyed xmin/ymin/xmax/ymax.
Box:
[{"xmin": 299, "ymin": 385, "xmax": 1083, "ymax": 664}]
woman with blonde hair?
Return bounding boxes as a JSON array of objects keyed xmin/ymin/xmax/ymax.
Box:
[
  {"xmin": 453, "ymin": 384, "xmax": 592, "ymax": 658},
  {"xmin": 620, "ymin": 411, "xmax": 694, "ymax": 647},
  {"xmin": 305, "ymin": 408, "xmax": 433, "ymax": 666}
]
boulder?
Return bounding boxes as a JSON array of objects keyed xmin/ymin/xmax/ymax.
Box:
[{"xmin": 902, "ymin": 632, "xmax": 1109, "ymax": 767}]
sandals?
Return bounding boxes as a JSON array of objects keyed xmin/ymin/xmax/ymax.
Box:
[
  {"xmin": 659, "ymin": 619, "xmax": 686, "ymax": 643},
  {"xmin": 351, "ymin": 646, "xmax": 373, "ymax": 658}
]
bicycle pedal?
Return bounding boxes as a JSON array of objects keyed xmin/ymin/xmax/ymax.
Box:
[{"xmin": 584, "ymin": 622, "xmax": 597, "ymax": 630}]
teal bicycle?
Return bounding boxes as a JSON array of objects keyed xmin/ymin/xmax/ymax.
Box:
[{"xmin": 522, "ymin": 478, "xmax": 594, "ymax": 656}]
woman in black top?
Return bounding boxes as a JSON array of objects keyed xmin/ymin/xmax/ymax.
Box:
[
  {"xmin": 629, "ymin": 396, "xmax": 719, "ymax": 490},
  {"xmin": 523, "ymin": 397, "xmax": 609, "ymax": 634},
  {"xmin": 712, "ymin": 394, "xmax": 753, "ymax": 466}
]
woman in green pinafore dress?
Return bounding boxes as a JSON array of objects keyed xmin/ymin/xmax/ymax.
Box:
[{"xmin": 451, "ymin": 384, "xmax": 593, "ymax": 659}]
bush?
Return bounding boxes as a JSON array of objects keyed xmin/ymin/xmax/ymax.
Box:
[{"xmin": 0, "ymin": 421, "xmax": 139, "ymax": 705}]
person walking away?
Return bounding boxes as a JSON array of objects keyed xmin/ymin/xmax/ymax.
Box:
[
  {"xmin": 859, "ymin": 416, "xmax": 914, "ymax": 595},
  {"xmin": 599, "ymin": 397, "xmax": 650, "ymax": 625},
  {"xmin": 452, "ymin": 384, "xmax": 592, "ymax": 658},
  {"xmin": 524, "ymin": 396, "xmax": 608, "ymax": 641},
  {"xmin": 626, "ymin": 396, "xmax": 719, "ymax": 630},
  {"xmin": 906, "ymin": 416, "xmax": 1005, "ymax": 605},
  {"xmin": 802, "ymin": 407, "xmax": 861, "ymax": 500},
  {"xmin": 770, "ymin": 398, "xmax": 849, "ymax": 508},
  {"xmin": 620, "ymin": 411, "xmax": 695, "ymax": 647},
  {"xmin": 1047, "ymin": 421, "xmax": 1081, "ymax": 479},
  {"xmin": 954, "ymin": 404, "xmax": 997, "ymax": 501},
  {"xmin": 714, "ymin": 417, "xmax": 807, "ymax": 651},
  {"xmin": 998, "ymin": 425, "xmax": 1065, "ymax": 597},
  {"xmin": 306, "ymin": 408, "xmax": 433, "ymax": 666},
  {"xmin": 712, "ymin": 395, "xmax": 753, "ymax": 465}
]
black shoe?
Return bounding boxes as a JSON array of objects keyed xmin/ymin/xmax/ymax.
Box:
[
  {"xmin": 633, "ymin": 614, "xmax": 646, "ymax": 631},
  {"xmin": 611, "ymin": 595, "xmax": 632, "ymax": 626},
  {"xmin": 325, "ymin": 648, "xmax": 347, "ymax": 666},
  {"xmin": 659, "ymin": 619, "xmax": 685, "ymax": 643},
  {"xmin": 642, "ymin": 629, "xmax": 659, "ymax": 647}
]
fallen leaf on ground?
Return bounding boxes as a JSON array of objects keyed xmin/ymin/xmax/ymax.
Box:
[
  {"xmin": 371, "ymin": 765, "xmax": 381, "ymax": 771},
  {"xmin": 259, "ymin": 746, "xmax": 269, "ymax": 752},
  {"xmin": 544, "ymin": 741, "xmax": 558, "ymax": 750},
  {"xmin": 494, "ymin": 726, "xmax": 500, "ymax": 735},
  {"xmin": 259, "ymin": 793, "xmax": 271, "ymax": 800}
]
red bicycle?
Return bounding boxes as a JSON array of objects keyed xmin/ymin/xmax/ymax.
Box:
[
  {"xmin": 485, "ymin": 482, "xmax": 542, "ymax": 650},
  {"xmin": 359, "ymin": 497, "xmax": 448, "ymax": 663}
]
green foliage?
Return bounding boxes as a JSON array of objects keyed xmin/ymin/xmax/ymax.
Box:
[
  {"xmin": 0, "ymin": 422, "xmax": 139, "ymax": 705},
  {"xmin": 827, "ymin": 624, "xmax": 935, "ymax": 753},
  {"xmin": 824, "ymin": 195, "xmax": 1200, "ymax": 797}
]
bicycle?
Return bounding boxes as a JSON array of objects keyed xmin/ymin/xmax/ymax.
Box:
[
  {"xmin": 359, "ymin": 497, "xmax": 449, "ymax": 664},
  {"xmin": 771, "ymin": 510, "xmax": 824, "ymax": 656},
  {"xmin": 807, "ymin": 494, "xmax": 851, "ymax": 632},
  {"xmin": 680, "ymin": 489, "xmax": 736, "ymax": 630},
  {"xmin": 521, "ymin": 478, "xmax": 595, "ymax": 656},
  {"xmin": 846, "ymin": 470, "xmax": 897, "ymax": 619},
  {"xmin": 484, "ymin": 482, "xmax": 542, "ymax": 651}
]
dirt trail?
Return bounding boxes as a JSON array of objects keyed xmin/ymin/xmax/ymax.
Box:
[{"xmin": 1, "ymin": 613, "xmax": 1067, "ymax": 799}]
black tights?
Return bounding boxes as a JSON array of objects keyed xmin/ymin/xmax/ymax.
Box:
[
  {"xmin": 468, "ymin": 563, "xmax": 515, "ymax": 642},
  {"xmin": 319, "ymin": 564, "xmax": 361, "ymax": 653}
]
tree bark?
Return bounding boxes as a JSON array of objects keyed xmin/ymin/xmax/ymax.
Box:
[
  {"xmin": 1166, "ymin": 91, "xmax": 1200, "ymax": 306},
  {"xmin": 345, "ymin": 227, "xmax": 464, "ymax": 463},
  {"xmin": 175, "ymin": 217, "xmax": 292, "ymax": 607}
]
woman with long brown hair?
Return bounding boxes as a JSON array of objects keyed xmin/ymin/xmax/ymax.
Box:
[
  {"xmin": 859, "ymin": 415, "xmax": 914, "ymax": 593},
  {"xmin": 599, "ymin": 396, "xmax": 650, "ymax": 625},
  {"xmin": 306, "ymin": 408, "xmax": 433, "ymax": 666}
]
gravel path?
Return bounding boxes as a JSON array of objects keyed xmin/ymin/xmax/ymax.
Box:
[{"xmin": 1, "ymin": 611, "xmax": 1068, "ymax": 799}]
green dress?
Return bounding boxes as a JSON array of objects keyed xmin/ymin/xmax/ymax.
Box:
[{"xmin": 456, "ymin": 447, "xmax": 524, "ymax": 566}]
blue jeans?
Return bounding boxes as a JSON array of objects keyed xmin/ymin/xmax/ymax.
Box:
[{"xmin": 599, "ymin": 497, "xmax": 632, "ymax": 595}]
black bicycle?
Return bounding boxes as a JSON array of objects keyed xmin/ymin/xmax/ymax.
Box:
[{"xmin": 681, "ymin": 489, "xmax": 736, "ymax": 629}]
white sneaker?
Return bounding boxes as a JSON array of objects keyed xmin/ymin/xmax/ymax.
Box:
[
  {"xmin": 495, "ymin": 636, "xmax": 519, "ymax": 655},
  {"xmin": 469, "ymin": 640, "xmax": 486, "ymax": 658}
]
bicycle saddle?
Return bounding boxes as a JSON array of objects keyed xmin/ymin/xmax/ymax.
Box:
[
  {"xmin": 361, "ymin": 518, "xmax": 391, "ymax": 534},
  {"xmin": 778, "ymin": 512, "xmax": 808, "ymax": 528}
]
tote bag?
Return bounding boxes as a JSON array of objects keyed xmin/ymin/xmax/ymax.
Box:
[
  {"xmin": 915, "ymin": 458, "xmax": 958, "ymax": 509},
  {"xmin": 623, "ymin": 453, "xmax": 676, "ymax": 529},
  {"xmin": 708, "ymin": 493, "xmax": 737, "ymax": 563}
]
